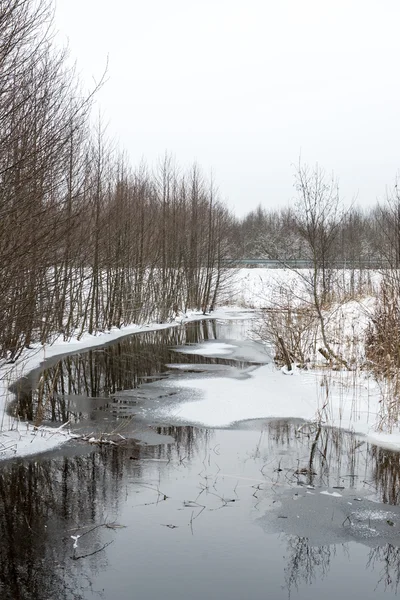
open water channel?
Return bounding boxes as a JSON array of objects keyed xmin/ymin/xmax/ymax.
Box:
[{"xmin": 2, "ymin": 313, "xmax": 400, "ymax": 599}]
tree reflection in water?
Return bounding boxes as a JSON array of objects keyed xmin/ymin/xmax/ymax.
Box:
[
  {"xmin": 284, "ymin": 538, "xmax": 400, "ymax": 597},
  {"xmin": 263, "ymin": 420, "xmax": 400, "ymax": 597},
  {"xmin": 12, "ymin": 319, "xmax": 251, "ymax": 424},
  {"xmin": 0, "ymin": 424, "xmax": 206, "ymax": 600},
  {"xmin": 284, "ymin": 536, "xmax": 333, "ymax": 595},
  {"xmin": 1, "ymin": 418, "xmax": 400, "ymax": 598},
  {"xmin": 367, "ymin": 544, "xmax": 400, "ymax": 593},
  {"xmin": 0, "ymin": 454, "xmax": 112, "ymax": 600},
  {"xmin": 371, "ymin": 446, "xmax": 400, "ymax": 506},
  {"xmin": 6, "ymin": 320, "xmax": 400, "ymax": 598},
  {"xmin": 264, "ymin": 420, "xmax": 364, "ymax": 490}
]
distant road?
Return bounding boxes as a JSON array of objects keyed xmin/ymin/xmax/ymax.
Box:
[{"xmin": 224, "ymin": 258, "xmax": 387, "ymax": 269}]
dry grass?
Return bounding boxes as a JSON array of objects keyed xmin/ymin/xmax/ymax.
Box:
[{"xmin": 365, "ymin": 277, "xmax": 400, "ymax": 430}]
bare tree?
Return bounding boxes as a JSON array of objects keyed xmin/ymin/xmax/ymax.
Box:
[{"xmin": 293, "ymin": 162, "xmax": 348, "ymax": 365}]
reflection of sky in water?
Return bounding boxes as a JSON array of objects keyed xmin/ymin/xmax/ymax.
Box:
[
  {"xmin": 5, "ymin": 317, "xmax": 400, "ymax": 598},
  {"xmin": 0, "ymin": 419, "xmax": 400, "ymax": 598},
  {"xmin": 3, "ymin": 423, "xmax": 400, "ymax": 599}
]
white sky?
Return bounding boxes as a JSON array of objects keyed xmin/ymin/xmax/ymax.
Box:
[{"xmin": 55, "ymin": 0, "xmax": 400, "ymax": 217}]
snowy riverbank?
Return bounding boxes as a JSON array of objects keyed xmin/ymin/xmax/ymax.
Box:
[
  {"xmin": 147, "ymin": 269, "xmax": 400, "ymax": 451},
  {"xmin": 162, "ymin": 269, "xmax": 394, "ymax": 449},
  {"xmin": 155, "ymin": 348, "xmax": 390, "ymax": 448},
  {"xmin": 0, "ymin": 307, "xmax": 248, "ymax": 460},
  {"xmin": 2, "ymin": 267, "xmax": 398, "ymax": 460}
]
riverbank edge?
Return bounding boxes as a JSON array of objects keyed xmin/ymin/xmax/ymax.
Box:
[{"xmin": 0, "ymin": 307, "xmax": 253, "ymax": 461}]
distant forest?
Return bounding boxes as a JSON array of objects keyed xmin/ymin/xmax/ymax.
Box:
[{"xmin": 235, "ymin": 192, "xmax": 400, "ymax": 268}]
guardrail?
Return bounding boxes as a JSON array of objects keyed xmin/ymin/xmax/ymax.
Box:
[{"xmin": 223, "ymin": 259, "xmax": 390, "ymax": 269}]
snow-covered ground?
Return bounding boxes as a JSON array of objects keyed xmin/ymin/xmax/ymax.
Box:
[
  {"xmin": 0, "ymin": 268, "xmax": 395, "ymax": 460},
  {"xmin": 155, "ymin": 269, "xmax": 400, "ymax": 450},
  {"xmin": 154, "ymin": 347, "xmax": 386, "ymax": 445},
  {"xmin": 231, "ymin": 267, "xmax": 380, "ymax": 309},
  {"xmin": 151, "ymin": 270, "xmax": 392, "ymax": 447}
]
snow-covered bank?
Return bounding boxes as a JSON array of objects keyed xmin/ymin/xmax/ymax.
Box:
[
  {"xmin": 0, "ymin": 307, "xmax": 250, "ymax": 460},
  {"xmin": 142, "ymin": 270, "xmax": 400, "ymax": 452},
  {"xmin": 232, "ymin": 267, "xmax": 380, "ymax": 309},
  {"xmin": 0, "ymin": 266, "xmax": 397, "ymax": 460},
  {"xmin": 150, "ymin": 337, "xmax": 400, "ymax": 451},
  {"xmin": 154, "ymin": 356, "xmax": 386, "ymax": 444}
]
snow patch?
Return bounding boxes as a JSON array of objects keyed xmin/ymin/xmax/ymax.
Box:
[{"xmin": 174, "ymin": 342, "xmax": 237, "ymax": 356}]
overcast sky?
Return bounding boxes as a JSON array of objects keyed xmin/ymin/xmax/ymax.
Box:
[{"xmin": 55, "ymin": 0, "xmax": 400, "ymax": 217}]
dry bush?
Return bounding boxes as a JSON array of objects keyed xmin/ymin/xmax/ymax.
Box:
[
  {"xmin": 256, "ymin": 303, "xmax": 319, "ymax": 369},
  {"xmin": 366, "ymin": 279, "xmax": 400, "ymax": 377},
  {"xmin": 255, "ymin": 275, "xmax": 373, "ymax": 371},
  {"xmin": 365, "ymin": 276, "xmax": 400, "ymax": 429}
]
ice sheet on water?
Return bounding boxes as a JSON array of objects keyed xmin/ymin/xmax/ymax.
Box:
[
  {"xmin": 173, "ymin": 339, "xmax": 271, "ymax": 364},
  {"xmin": 259, "ymin": 488, "xmax": 400, "ymax": 547},
  {"xmin": 173, "ymin": 342, "xmax": 237, "ymax": 356},
  {"xmin": 166, "ymin": 363, "xmax": 233, "ymax": 372}
]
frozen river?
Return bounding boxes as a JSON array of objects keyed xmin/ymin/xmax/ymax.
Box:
[{"xmin": 2, "ymin": 314, "xmax": 400, "ymax": 599}]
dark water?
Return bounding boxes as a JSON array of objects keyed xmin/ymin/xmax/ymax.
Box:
[
  {"xmin": 2, "ymin": 317, "xmax": 400, "ymax": 599},
  {"xmin": 10, "ymin": 318, "xmax": 258, "ymax": 427}
]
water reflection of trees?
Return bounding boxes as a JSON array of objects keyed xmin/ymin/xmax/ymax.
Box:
[
  {"xmin": 0, "ymin": 452, "xmax": 113, "ymax": 599},
  {"xmin": 3, "ymin": 415, "xmax": 400, "ymax": 598},
  {"xmin": 265, "ymin": 420, "xmax": 400, "ymax": 507},
  {"xmin": 265, "ymin": 421, "xmax": 400, "ymax": 596},
  {"xmin": 265, "ymin": 420, "xmax": 364, "ymax": 489},
  {"xmin": 0, "ymin": 424, "xmax": 204, "ymax": 600},
  {"xmin": 156, "ymin": 425, "xmax": 211, "ymax": 461},
  {"xmin": 284, "ymin": 537, "xmax": 400, "ymax": 597},
  {"xmin": 13, "ymin": 320, "xmax": 246, "ymax": 423},
  {"xmin": 367, "ymin": 544, "xmax": 400, "ymax": 593},
  {"xmin": 284, "ymin": 536, "xmax": 333, "ymax": 595},
  {"xmin": 371, "ymin": 446, "xmax": 400, "ymax": 506}
]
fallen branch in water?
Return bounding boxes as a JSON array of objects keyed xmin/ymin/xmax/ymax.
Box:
[{"xmin": 71, "ymin": 540, "xmax": 114, "ymax": 560}]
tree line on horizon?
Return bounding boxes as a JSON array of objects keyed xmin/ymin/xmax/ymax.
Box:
[{"xmin": 236, "ymin": 176, "xmax": 400, "ymax": 269}]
